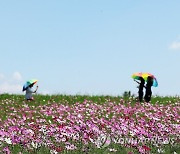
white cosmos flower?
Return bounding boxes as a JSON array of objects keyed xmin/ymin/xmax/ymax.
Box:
[
  {"xmin": 48, "ymin": 120, "xmax": 52, "ymax": 124},
  {"xmin": 50, "ymin": 150, "xmax": 58, "ymax": 154},
  {"xmin": 31, "ymin": 141, "xmax": 38, "ymax": 149},
  {"xmin": 158, "ymin": 148, "xmax": 164, "ymax": 153},
  {"xmin": 5, "ymin": 138, "xmax": 12, "ymax": 144},
  {"xmin": 109, "ymin": 148, "xmax": 117, "ymax": 152}
]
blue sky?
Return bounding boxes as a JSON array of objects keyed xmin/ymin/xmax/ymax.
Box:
[{"xmin": 0, "ymin": 0, "xmax": 180, "ymax": 96}]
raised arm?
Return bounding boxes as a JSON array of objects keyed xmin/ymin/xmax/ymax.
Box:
[
  {"xmin": 34, "ymin": 86, "xmax": 38, "ymax": 93},
  {"xmin": 134, "ymin": 79, "xmax": 140, "ymax": 84}
]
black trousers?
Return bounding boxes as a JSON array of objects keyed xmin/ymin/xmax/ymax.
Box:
[
  {"xmin": 138, "ymin": 91, "xmax": 143, "ymax": 102},
  {"xmin": 144, "ymin": 92, "xmax": 152, "ymax": 102}
]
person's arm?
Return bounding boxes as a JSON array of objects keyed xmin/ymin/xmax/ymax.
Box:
[
  {"xmin": 34, "ymin": 86, "xmax": 38, "ymax": 93},
  {"xmin": 134, "ymin": 79, "xmax": 140, "ymax": 84}
]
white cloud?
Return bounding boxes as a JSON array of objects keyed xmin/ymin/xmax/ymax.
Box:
[
  {"xmin": 13, "ymin": 72, "xmax": 22, "ymax": 81},
  {"xmin": 0, "ymin": 82, "xmax": 22, "ymax": 94},
  {"xmin": 169, "ymin": 41, "xmax": 180, "ymax": 50},
  {"xmin": 0, "ymin": 71, "xmax": 23, "ymax": 94}
]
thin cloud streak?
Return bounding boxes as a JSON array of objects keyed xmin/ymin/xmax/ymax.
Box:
[{"xmin": 169, "ymin": 41, "xmax": 180, "ymax": 50}]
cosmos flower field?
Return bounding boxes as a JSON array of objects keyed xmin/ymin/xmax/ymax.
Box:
[{"xmin": 0, "ymin": 94, "xmax": 179, "ymax": 154}]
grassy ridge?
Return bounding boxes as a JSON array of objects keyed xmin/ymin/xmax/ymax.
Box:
[{"xmin": 1, "ymin": 93, "xmax": 179, "ymax": 104}]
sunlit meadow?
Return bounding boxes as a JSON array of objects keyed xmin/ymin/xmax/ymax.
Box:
[{"xmin": 0, "ymin": 94, "xmax": 179, "ymax": 154}]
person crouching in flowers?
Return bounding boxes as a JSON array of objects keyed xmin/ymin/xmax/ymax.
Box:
[{"xmin": 25, "ymin": 84, "xmax": 38, "ymax": 101}]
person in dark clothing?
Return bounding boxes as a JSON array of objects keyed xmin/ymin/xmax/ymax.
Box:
[
  {"xmin": 144, "ymin": 76, "xmax": 153, "ymax": 102},
  {"xmin": 134, "ymin": 77, "xmax": 145, "ymax": 102}
]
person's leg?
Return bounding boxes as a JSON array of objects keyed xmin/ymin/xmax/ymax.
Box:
[
  {"xmin": 144, "ymin": 95, "xmax": 150, "ymax": 102},
  {"xmin": 144, "ymin": 93, "xmax": 148, "ymax": 102},
  {"xmin": 144, "ymin": 90, "xmax": 152, "ymax": 102},
  {"xmin": 148, "ymin": 92, "xmax": 152, "ymax": 102},
  {"xmin": 146, "ymin": 95, "xmax": 150, "ymax": 102},
  {"xmin": 139, "ymin": 91, "xmax": 143, "ymax": 102},
  {"xmin": 26, "ymin": 97, "xmax": 34, "ymax": 101}
]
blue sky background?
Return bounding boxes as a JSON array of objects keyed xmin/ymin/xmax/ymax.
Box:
[{"xmin": 0, "ymin": 0, "xmax": 180, "ymax": 96}]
